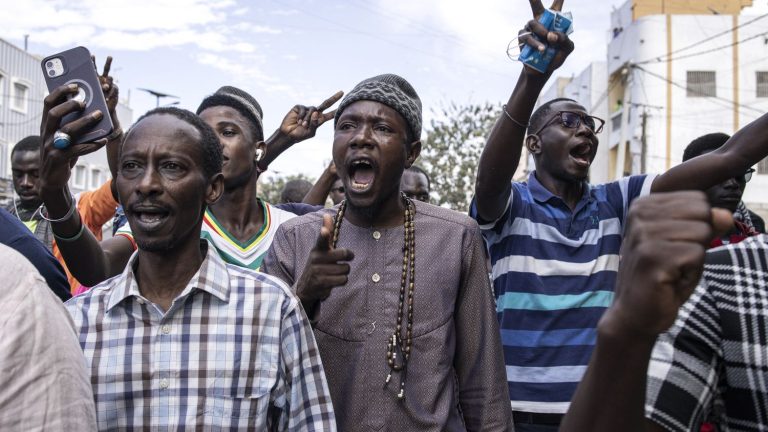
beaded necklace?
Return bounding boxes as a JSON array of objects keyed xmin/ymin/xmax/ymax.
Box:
[{"xmin": 331, "ymin": 193, "xmax": 416, "ymax": 400}]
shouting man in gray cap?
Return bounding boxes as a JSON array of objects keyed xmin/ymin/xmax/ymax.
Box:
[{"xmin": 263, "ymin": 74, "xmax": 513, "ymax": 431}]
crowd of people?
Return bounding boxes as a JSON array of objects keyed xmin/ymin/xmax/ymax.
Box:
[{"xmin": 1, "ymin": 1, "xmax": 767, "ymax": 431}]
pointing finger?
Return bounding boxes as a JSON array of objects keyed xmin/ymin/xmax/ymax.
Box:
[
  {"xmin": 320, "ymin": 109, "xmax": 337, "ymax": 124},
  {"xmin": 314, "ymin": 214, "xmax": 334, "ymax": 251},
  {"xmin": 529, "ymin": 0, "xmax": 545, "ymax": 18},
  {"xmin": 550, "ymin": 0, "xmax": 564, "ymax": 12},
  {"xmin": 101, "ymin": 56, "xmax": 113, "ymax": 78},
  {"xmin": 317, "ymin": 90, "xmax": 344, "ymax": 112}
]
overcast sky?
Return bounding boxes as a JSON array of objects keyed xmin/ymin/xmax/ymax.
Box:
[{"xmin": 2, "ymin": 0, "xmax": 766, "ymax": 179}]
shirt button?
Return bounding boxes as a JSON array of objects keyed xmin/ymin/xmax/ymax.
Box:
[
  {"xmin": 136, "ymin": 298, "xmax": 145, "ymax": 305},
  {"xmin": 161, "ymin": 325, "xmax": 171, "ymax": 334},
  {"xmin": 160, "ymin": 379, "xmax": 169, "ymax": 389},
  {"xmin": 372, "ymin": 273, "xmax": 381, "ymax": 283},
  {"xmin": 372, "ymin": 231, "xmax": 381, "ymax": 240}
]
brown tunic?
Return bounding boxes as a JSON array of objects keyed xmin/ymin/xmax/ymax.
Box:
[{"xmin": 263, "ymin": 201, "xmax": 513, "ymax": 431}]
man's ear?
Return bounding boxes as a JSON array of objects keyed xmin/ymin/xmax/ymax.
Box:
[
  {"xmin": 206, "ymin": 173, "xmax": 224, "ymax": 205},
  {"xmin": 525, "ymin": 135, "xmax": 542, "ymax": 155},
  {"xmin": 254, "ymin": 141, "xmax": 266, "ymax": 163},
  {"xmin": 404, "ymin": 140, "xmax": 422, "ymax": 169}
]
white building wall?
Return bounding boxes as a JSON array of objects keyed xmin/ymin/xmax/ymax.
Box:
[{"xmin": 606, "ymin": 2, "xmax": 768, "ymax": 217}]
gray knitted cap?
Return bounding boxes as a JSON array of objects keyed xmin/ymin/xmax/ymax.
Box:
[
  {"xmin": 334, "ymin": 74, "xmax": 422, "ymax": 140},
  {"xmin": 196, "ymin": 86, "xmax": 264, "ymax": 138}
]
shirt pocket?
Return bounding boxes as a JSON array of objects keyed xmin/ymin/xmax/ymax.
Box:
[{"xmin": 204, "ymin": 366, "xmax": 277, "ymax": 423}]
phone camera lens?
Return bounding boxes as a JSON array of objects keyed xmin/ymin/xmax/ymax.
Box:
[
  {"xmin": 48, "ymin": 69, "xmax": 56, "ymax": 77},
  {"xmin": 46, "ymin": 61, "xmax": 53, "ymax": 68}
]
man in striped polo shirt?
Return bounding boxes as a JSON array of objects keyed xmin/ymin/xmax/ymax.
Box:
[{"xmin": 471, "ymin": 1, "xmax": 768, "ymax": 430}]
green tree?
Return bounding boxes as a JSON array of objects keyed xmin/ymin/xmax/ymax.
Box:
[
  {"xmin": 418, "ymin": 102, "xmax": 501, "ymax": 211},
  {"xmin": 257, "ymin": 173, "xmax": 315, "ymax": 204}
]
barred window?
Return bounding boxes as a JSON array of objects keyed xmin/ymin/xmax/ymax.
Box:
[
  {"xmin": 687, "ymin": 71, "xmax": 716, "ymax": 97},
  {"xmin": 757, "ymin": 72, "xmax": 768, "ymax": 98}
]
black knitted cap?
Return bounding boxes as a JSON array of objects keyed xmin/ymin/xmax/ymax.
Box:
[{"xmin": 334, "ymin": 74, "xmax": 422, "ymax": 140}]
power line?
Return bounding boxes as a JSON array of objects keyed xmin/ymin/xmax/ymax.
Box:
[
  {"xmin": 638, "ymin": 12, "xmax": 768, "ymax": 64},
  {"xmin": 268, "ymin": 0, "xmax": 512, "ymax": 78},
  {"xmin": 638, "ymin": 31, "xmax": 768, "ymax": 64}
]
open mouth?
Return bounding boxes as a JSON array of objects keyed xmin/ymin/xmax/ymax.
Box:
[
  {"xmin": 569, "ymin": 143, "xmax": 592, "ymax": 168},
  {"xmin": 131, "ymin": 205, "xmax": 170, "ymax": 231},
  {"xmin": 347, "ymin": 158, "xmax": 376, "ymax": 192}
]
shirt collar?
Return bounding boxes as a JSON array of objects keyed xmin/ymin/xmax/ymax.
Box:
[
  {"xmin": 106, "ymin": 240, "xmax": 231, "ymax": 312},
  {"xmin": 528, "ymin": 171, "xmax": 591, "ymax": 206}
]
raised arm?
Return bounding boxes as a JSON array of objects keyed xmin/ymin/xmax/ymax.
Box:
[
  {"xmin": 474, "ymin": 0, "xmax": 573, "ymax": 222},
  {"xmin": 259, "ymin": 91, "xmax": 343, "ymax": 170},
  {"xmin": 302, "ymin": 161, "xmax": 338, "ymax": 206},
  {"xmin": 652, "ymin": 112, "xmax": 768, "ymax": 193},
  {"xmin": 96, "ymin": 56, "xmax": 123, "ymax": 200},
  {"xmin": 38, "ymin": 70, "xmax": 133, "ymax": 287},
  {"xmin": 559, "ymin": 192, "xmax": 732, "ymax": 432}
]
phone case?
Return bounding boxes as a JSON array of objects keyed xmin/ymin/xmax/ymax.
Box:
[{"xmin": 41, "ymin": 46, "xmax": 113, "ymax": 146}]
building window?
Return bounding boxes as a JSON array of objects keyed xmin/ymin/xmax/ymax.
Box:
[
  {"xmin": 759, "ymin": 157, "xmax": 768, "ymax": 175},
  {"xmin": 10, "ymin": 79, "xmax": 30, "ymax": 113},
  {"xmin": 90, "ymin": 168, "xmax": 102, "ymax": 189},
  {"xmin": 757, "ymin": 72, "xmax": 768, "ymax": 98},
  {"xmin": 73, "ymin": 165, "xmax": 87, "ymax": 188},
  {"xmin": 0, "ymin": 72, "xmax": 5, "ymax": 107},
  {"xmin": 686, "ymin": 71, "xmax": 716, "ymax": 97}
]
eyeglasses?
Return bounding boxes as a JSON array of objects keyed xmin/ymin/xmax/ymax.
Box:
[
  {"xmin": 737, "ymin": 168, "xmax": 756, "ymax": 183},
  {"xmin": 533, "ymin": 111, "xmax": 605, "ymax": 136},
  {"xmin": 331, "ymin": 186, "xmax": 345, "ymax": 193}
]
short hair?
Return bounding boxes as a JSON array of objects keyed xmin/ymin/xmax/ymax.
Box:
[
  {"xmin": 11, "ymin": 135, "xmax": 41, "ymax": 158},
  {"xmin": 128, "ymin": 107, "xmax": 223, "ymax": 179},
  {"xmin": 405, "ymin": 165, "xmax": 430, "ymax": 190},
  {"xmin": 682, "ymin": 132, "xmax": 730, "ymax": 162},
  {"xmin": 280, "ymin": 179, "xmax": 313, "ymax": 203},
  {"xmin": 529, "ymin": 97, "xmax": 578, "ymax": 133}
]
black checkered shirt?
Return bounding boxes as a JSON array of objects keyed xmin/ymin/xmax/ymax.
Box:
[{"xmin": 645, "ymin": 234, "xmax": 768, "ymax": 431}]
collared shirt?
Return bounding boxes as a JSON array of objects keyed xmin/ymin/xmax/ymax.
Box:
[
  {"xmin": 263, "ymin": 201, "xmax": 513, "ymax": 432},
  {"xmin": 0, "ymin": 243, "xmax": 96, "ymax": 430},
  {"xmin": 470, "ymin": 171, "xmax": 655, "ymax": 414},
  {"xmin": 66, "ymin": 241, "xmax": 336, "ymax": 431},
  {"xmin": 645, "ymin": 234, "xmax": 768, "ymax": 432}
]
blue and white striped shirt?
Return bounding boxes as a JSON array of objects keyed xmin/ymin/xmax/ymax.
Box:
[
  {"xmin": 471, "ymin": 171, "xmax": 655, "ymax": 414},
  {"xmin": 65, "ymin": 241, "xmax": 336, "ymax": 431}
]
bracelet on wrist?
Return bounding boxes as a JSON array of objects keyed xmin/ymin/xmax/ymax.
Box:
[
  {"xmin": 53, "ymin": 221, "xmax": 85, "ymax": 242},
  {"xmin": 40, "ymin": 195, "xmax": 77, "ymax": 223},
  {"xmin": 502, "ymin": 104, "xmax": 530, "ymax": 129}
]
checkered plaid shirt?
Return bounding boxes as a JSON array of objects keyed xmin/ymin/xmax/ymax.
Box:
[
  {"xmin": 65, "ymin": 242, "xmax": 336, "ymax": 431},
  {"xmin": 645, "ymin": 234, "xmax": 768, "ymax": 432}
]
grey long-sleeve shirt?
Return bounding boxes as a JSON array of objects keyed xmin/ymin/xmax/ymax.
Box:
[{"xmin": 263, "ymin": 201, "xmax": 513, "ymax": 432}]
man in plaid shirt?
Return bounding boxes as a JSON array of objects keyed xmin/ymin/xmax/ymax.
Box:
[
  {"xmin": 44, "ymin": 94, "xmax": 335, "ymax": 430},
  {"xmin": 560, "ymin": 191, "xmax": 768, "ymax": 431}
]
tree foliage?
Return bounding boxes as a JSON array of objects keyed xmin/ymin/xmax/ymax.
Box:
[
  {"xmin": 418, "ymin": 102, "xmax": 500, "ymax": 212},
  {"xmin": 257, "ymin": 173, "xmax": 315, "ymax": 204}
]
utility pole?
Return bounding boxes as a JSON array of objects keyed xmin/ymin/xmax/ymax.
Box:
[{"xmin": 640, "ymin": 109, "xmax": 648, "ymax": 173}]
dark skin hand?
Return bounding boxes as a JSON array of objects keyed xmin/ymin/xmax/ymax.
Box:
[
  {"xmin": 259, "ymin": 91, "xmax": 343, "ymax": 170},
  {"xmin": 474, "ymin": 0, "xmax": 573, "ymax": 222},
  {"xmin": 38, "ymin": 56, "xmax": 134, "ymax": 287},
  {"xmin": 296, "ymin": 214, "xmax": 354, "ymax": 316},
  {"xmin": 560, "ymin": 192, "xmax": 732, "ymax": 432}
]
